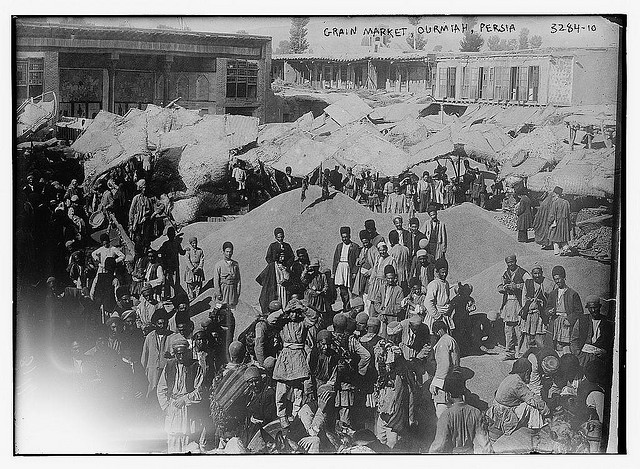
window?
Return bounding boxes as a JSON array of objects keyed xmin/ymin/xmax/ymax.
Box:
[
  {"xmin": 226, "ymin": 60, "xmax": 258, "ymax": 99},
  {"xmin": 478, "ymin": 67, "xmax": 488, "ymax": 98},
  {"xmin": 17, "ymin": 58, "xmax": 44, "ymax": 100},
  {"xmin": 155, "ymin": 75, "xmax": 165, "ymax": 102},
  {"xmin": 470, "ymin": 68, "xmax": 479, "ymax": 99},
  {"xmin": 195, "ymin": 75, "xmax": 210, "ymax": 101},
  {"xmin": 438, "ymin": 67, "xmax": 448, "ymax": 98},
  {"xmin": 528, "ymin": 66, "xmax": 540, "ymax": 102},
  {"xmin": 510, "ymin": 67, "xmax": 519, "ymax": 100},
  {"xmin": 518, "ymin": 66, "xmax": 528, "ymax": 101},
  {"xmin": 461, "ymin": 67, "xmax": 470, "ymax": 98},
  {"xmin": 176, "ymin": 75, "xmax": 189, "ymax": 100},
  {"xmin": 447, "ymin": 67, "xmax": 456, "ymax": 99},
  {"xmin": 487, "ymin": 67, "xmax": 495, "ymax": 100},
  {"xmin": 340, "ymin": 66, "xmax": 347, "ymax": 83}
]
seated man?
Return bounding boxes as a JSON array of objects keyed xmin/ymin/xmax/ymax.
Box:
[{"xmin": 485, "ymin": 358, "xmax": 550, "ymax": 438}]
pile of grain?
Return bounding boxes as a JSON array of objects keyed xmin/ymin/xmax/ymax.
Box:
[
  {"xmin": 494, "ymin": 210, "xmax": 518, "ymax": 231},
  {"xmin": 571, "ymin": 226, "xmax": 613, "ymax": 260},
  {"xmin": 463, "ymin": 254, "xmax": 612, "ymax": 320},
  {"xmin": 187, "ymin": 191, "xmax": 535, "ymax": 332}
]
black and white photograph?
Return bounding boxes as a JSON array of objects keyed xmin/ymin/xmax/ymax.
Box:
[{"xmin": 11, "ymin": 10, "xmax": 626, "ymax": 456}]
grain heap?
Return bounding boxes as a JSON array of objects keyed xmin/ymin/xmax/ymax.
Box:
[{"xmin": 187, "ymin": 190, "xmax": 533, "ymax": 332}]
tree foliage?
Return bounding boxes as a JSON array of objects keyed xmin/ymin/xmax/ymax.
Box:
[
  {"xmin": 487, "ymin": 35, "xmax": 501, "ymax": 51},
  {"xmin": 276, "ymin": 40, "xmax": 292, "ymax": 54},
  {"xmin": 406, "ymin": 16, "xmax": 427, "ymax": 50},
  {"xmin": 530, "ymin": 35, "xmax": 543, "ymax": 49},
  {"xmin": 519, "ymin": 27, "xmax": 530, "ymax": 49},
  {"xmin": 433, "ymin": 45, "xmax": 443, "ymax": 52},
  {"xmin": 460, "ymin": 32, "xmax": 484, "ymax": 52},
  {"xmin": 289, "ymin": 17, "xmax": 310, "ymax": 53}
]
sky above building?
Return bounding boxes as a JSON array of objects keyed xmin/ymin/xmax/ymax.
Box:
[{"xmin": 36, "ymin": 15, "xmax": 621, "ymax": 54}]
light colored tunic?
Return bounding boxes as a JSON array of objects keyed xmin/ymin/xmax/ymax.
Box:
[
  {"xmin": 368, "ymin": 255, "xmax": 397, "ymax": 309},
  {"xmin": 334, "ymin": 243, "xmax": 351, "ymax": 287},
  {"xmin": 424, "ymin": 278, "xmax": 453, "ymax": 331},
  {"xmin": 213, "ymin": 259, "xmax": 241, "ymax": 307},
  {"xmin": 552, "ymin": 287, "xmax": 572, "ymax": 343},
  {"xmin": 389, "ymin": 243, "xmax": 410, "ymax": 285}
]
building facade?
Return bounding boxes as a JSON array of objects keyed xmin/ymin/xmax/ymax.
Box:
[
  {"xmin": 433, "ymin": 47, "xmax": 618, "ymax": 106},
  {"xmin": 272, "ymin": 51, "xmax": 436, "ymax": 94},
  {"xmin": 15, "ymin": 20, "xmax": 272, "ymax": 122}
]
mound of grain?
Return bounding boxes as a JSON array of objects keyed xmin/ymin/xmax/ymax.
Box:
[
  {"xmin": 462, "ymin": 254, "xmax": 612, "ymax": 320},
  {"xmin": 189, "ymin": 190, "xmax": 535, "ymax": 333}
]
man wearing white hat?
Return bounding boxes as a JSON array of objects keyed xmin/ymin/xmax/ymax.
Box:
[{"xmin": 129, "ymin": 178, "xmax": 154, "ymax": 254}]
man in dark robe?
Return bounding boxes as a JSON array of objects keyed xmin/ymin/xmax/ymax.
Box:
[
  {"xmin": 546, "ymin": 265, "xmax": 583, "ymax": 355},
  {"xmin": 265, "ymin": 227, "xmax": 295, "ymax": 266},
  {"xmin": 533, "ymin": 191, "xmax": 554, "ymax": 249},
  {"xmin": 406, "ymin": 217, "xmax": 426, "ymax": 258},
  {"xmin": 570, "ymin": 295, "xmax": 614, "ymax": 369},
  {"xmin": 548, "ymin": 186, "xmax": 572, "ymax": 256},
  {"xmin": 516, "ymin": 189, "xmax": 533, "ymax": 243}
]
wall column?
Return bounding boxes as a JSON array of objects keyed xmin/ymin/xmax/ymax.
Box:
[
  {"xmin": 163, "ymin": 56, "xmax": 173, "ymax": 106},
  {"xmin": 107, "ymin": 53, "xmax": 119, "ymax": 113}
]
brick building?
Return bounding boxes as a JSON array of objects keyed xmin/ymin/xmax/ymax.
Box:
[
  {"xmin": 433, "ymin": 47, "xmax": 619, "ymax": 106},
  {"xmin": 14, "ymin": 20, "xmax": 272, "ymax": 122}
]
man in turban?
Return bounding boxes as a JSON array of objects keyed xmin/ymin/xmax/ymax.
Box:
[
  {"xmin": 373, "ymin": 265, "xmax": 405, "ymax": 338},
  {"xmin": 486, "ymin": 358, "xmax": 549, "ymax": 437},
  {"xmin": 546, "ymin": 265, "xmax": 583, "ymax": 355},
  {"xmin": 410, "ymin": 241, "xmax": 435, "ymax": 294},
  {"xmin": 388, "ymin": 230, "xmax": 411, "ymax": 296},
  {"xmin": 156, "ymin": 338, "xmax": 204, "ymax": 453},
  {"xmin": 353, "ymin": 229, "xmax": 380, "ymax": 313},
  {"xmin": 548, "ymin": 186, "xmax": 572, "ymax": 256},
  {"xmin": 128, "ymin": 178, "xmax": 154, "ymax": 255},
  {"xmin": 367, "ymin": 241, "xmax": 397, "ymax": 316},
  {"xmin": 498, "ymin": 254, "xmax": 531, "ymax": 360},
  {"xmin": 332, "ymin": 226, "xmax": 361, "ymax": 312},
  {"xmin": 571, "ymin": 295, "xmax": 614, "ymax": 368}
]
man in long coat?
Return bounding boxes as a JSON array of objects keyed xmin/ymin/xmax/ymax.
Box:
[
  {"xmin": 548, "ymin": 186, "xmax": 571, "ymax": 256},
  {"xmin": 424, "ymin": 205, "xmax": 447, "ymax": 260},
  {"xmin": 516, "ymin": 190, "xmax": 533, "ymax": 243},
  {"xmin": 533, "ymin": 191, "xmax": 554, "ymax": 249},
  {"xmin": 332, "ymin": 226, "xmax": 361, "ymax": 312}
]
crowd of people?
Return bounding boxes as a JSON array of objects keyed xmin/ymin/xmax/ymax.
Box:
[
  {"xmin": 18, "ymin": 167, "xmax": 613, "ymax": 453},
  {"xmin": 279, "ymin": 159, "xmax": 499, "ymax": 215}
]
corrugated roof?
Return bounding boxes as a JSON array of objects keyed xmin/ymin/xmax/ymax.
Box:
[
  {"xmin": 273, "ymin": 50, "xmax": 435, "ymax": 62},
  {"xmin": 323, "ymin": 95, "xmax": 373, "ymax": 127}
]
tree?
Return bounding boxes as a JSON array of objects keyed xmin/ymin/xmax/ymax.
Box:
[
  {"xmin": 530, "ymin": 35, "xmax": 543, "ymax": 49},
  {"xmin": 433, "ymin": 45, "xmax": 443, "ymax": 52},
  {"xmin": 487, "ymin": 35, "xmax": 501, "ymax": 51},
  {"xmin": 289, "ymin": 17, "xmax": 310, "ymax": 53},
  {"xmin": 460, "ymin": 32, "xmax": 484, "ymax": 52},
  {"xmin": 275, "ymin": 40, "xmax": 292, "ymax": 54},
  {"xmin": 519, "ymin": 27, "xmax": 529, "ymax": 49},
  {"xmin": 459, "ymin": 16, "xmax": 484, "ymax": 52},
  {"xmin": 406, "ymin": 16, "xmax": 427, "ymax": 50},
  {"xmin": 507, "ymin": 38, "xmax": 518, "ymax": 50}
]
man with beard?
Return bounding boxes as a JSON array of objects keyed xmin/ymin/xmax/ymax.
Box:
[
  {"xmin": 136, "ymin": 284, "xmax": 166, "ymax": 335},
  {"xmin": 156, "ymin": 338, "xmax": 204, "ymax": 453},
  {"xmin": 352, "ymin": 230, "xmax": 379, "ymax": 315},
  {"xmin": 128, "ymin": 179, "xmax": 154, "ymax": 255},
  {"xmin": 389, "ymin": 216, "xmax": 410, "ymax": 249},
  {"xmin": 367, "ymin": 242, "xmax": 397, "ymax": 317},
  {"xmin": 265, "ymin": 227, "xmax": 295, "ymax": 266},
  {"xmin": 548, "ymin": 186, "xmax": 572, "ymax": 256},
  {"xmin": 372, "ymin": 265, "xmax": 405, "ymax": 338},
  {"xmin": 498, "ymin": 255, "xmax": 530, "ymax": 360},
  {"xmin": 290, "ymin": 248, "xmax": 311, "ymax": 296},
  {"xmin": 141, "ymin": 310, "xmax": 174, "ymax": 405},
  {"xmin": 520, "ymin": 264, "xmax": 554, "ymax": 350},
  {"xmin": 571, "ymin": 295, "xmax": 614, "ymax": 369},
  {"xmin": 364, "ymin": 219, "xmax": 385, "ymax": 248},
  {"xmin": 406, "ymin": 217, "xmax": 426, "ymax": 259},
  {"xmin": 410, "ymin": 245, "xmax": 435, "ymax": 294},
  {"xmin": 546, "ymin": 265, "xmax": 583, "ymax": 355}
]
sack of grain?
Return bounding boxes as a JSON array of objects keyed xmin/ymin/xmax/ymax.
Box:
[
  {"xmin": 178, "ymin": 142, "xmax": 230, "ymax": 191},
  {"xmin": 172, "ymin": 193, "xmax": 230, "ymax": 225}
]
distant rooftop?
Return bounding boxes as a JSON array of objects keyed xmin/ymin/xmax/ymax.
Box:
[{"xmin": 15, "ymin": 19, "xmax": 272, "ymax": 45}]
